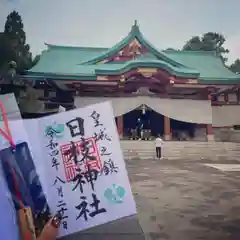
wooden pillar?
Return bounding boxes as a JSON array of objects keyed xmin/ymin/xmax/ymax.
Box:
[
  {"xmin": 224, "ymin": 93, "xmax": 229, "ymax": 104},
  {"xmin": 117, "ymin": 115, "xmax": 123, "ymax": 139},
  {"xmin": 206, "ymin": 124, "xmax": 214, "ymax": 141},
  {"xmin": 207, "ymin": 94, "xmax": 214, "ymax": 141},
  {"xmin": 237, "ymin": 88, "xmax": 240, "ymax": 103},
  {"xmin": 164, "ymin": 116, "xmax": 171, "ymax": 140}
]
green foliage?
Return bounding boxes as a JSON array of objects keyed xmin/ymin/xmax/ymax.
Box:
[
  {"xmin": 0, "ymin": 11, "xmax": 38, "ymax": 74},
  {"xmin": 182, "ymin": 32, "xmax": 229, "ymax": 62},
  {"xmin": 165, "ymin": 48, "xmax": 178, "ymax": 51},
  {"xmin": 229, "ymin": 59, "xmax": 240, "ymax": 74}
]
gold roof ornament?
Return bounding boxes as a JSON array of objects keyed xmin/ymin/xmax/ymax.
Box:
[{"xmin": 119, "ymin": 75, "xmax": 125, "ymax": 88}]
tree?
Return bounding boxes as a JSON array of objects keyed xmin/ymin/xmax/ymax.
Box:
[
  {"xmin": 0, "ymin": 11, "xmax": 33, "ymax": 74},
  {"xmin": 32, "ymin": 54, "xmax": 40, "ymax": 67},
  {"xmin": 229, "ymin": 59, "xmax": 240, "ymax": 74},
  {"xmin": 165, "ymin": 48, "xmax": 179, "ymax": 51},
  {"xmin": 182, "ymin": 32, "xmax": 229, "ymax": 62}
]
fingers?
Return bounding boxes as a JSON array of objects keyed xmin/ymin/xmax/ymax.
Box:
[
  {"xmin": 51, "ymin": 213, "xmax": 61, "ymax": 229},
  {"xmin": 37, "ymin": 214, "xmax": 61, "ymax": 240}
]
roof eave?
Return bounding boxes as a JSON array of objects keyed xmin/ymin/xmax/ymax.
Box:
[
  {"xmin": 95, "ymin": 61, "xmax": 199, "ymax": 78},
  {"xmin": 24, "ymin": 71, "xmax": 97, "ymax": 81},
  {"xmin": 199, "ymin": 77, "xmax": 240, "ymax": 84}
]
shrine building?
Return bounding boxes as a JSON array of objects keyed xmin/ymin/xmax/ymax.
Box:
[{"xmin": 15, "ymin": 21, "xmax": 240, "ymax": 141}]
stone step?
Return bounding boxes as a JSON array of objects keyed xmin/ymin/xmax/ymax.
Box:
[
  {"xmin": 120, "ymin": 140, "xmax": 240, "ymax": 160},
  {"xmin": 123, "ymin": 154, "xmax": 239, "ymax": 161},
  {"xmin": 121, "ymin": 141, "xmax": 240, "ymax": 147},
  {"xmin": 121, "ymin": 144, "xmax": 240, "ymax": 150},
  {"xmin": 123, "ymin": 148, "xmax": 240, "ymax": 153},
  {"xmin": 123, "ymin": 150, "xmax": 240, "ymax": 155}
]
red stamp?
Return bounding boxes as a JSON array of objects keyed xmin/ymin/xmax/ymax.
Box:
[{"xmin": 60, "ymin": 138, "xmax": 101, "ymax": 182}]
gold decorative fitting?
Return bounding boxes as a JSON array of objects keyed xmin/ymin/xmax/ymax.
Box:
[
  {"xmin": 169, "ymin": 76, "xmax": 175, "ymax": 83},
  {"xmin": 119, "ymin": 76, "xmax": 125, "ymax": 83},
  {"xmin": 97, "ymin": 76, "xmax": 108, "ymax": 81},
  {"xmin": 119, "ymin": 76, "xmax": 125, "ymax": 88},
  {"xmin": 142, "ymin": 72, "xmax": 153, "ymax": 78},
  {"xmin": 137, "ymin": 68, "xmax": 157, "ymax": 76},
  {"xmin": 187, "ymin": 79, "xmax": 198, "ymax": 84},
  {"xmin": 97, "ymin": 59, "xmax": 107, "ymax": 64},
  {"xmin": 129, "ymin": 38, "xmax": 141, "ymax": 48}
]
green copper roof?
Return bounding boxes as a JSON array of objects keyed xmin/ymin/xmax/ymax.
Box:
[
  {"xmin": 164, "ymin": 50, "xmax": 239, "ymax": 83},
  {"xmin": 27, "ymin": 22, "xmax": 240, "ymax": 84}
]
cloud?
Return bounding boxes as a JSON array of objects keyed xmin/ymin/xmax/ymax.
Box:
[
  {"xmin": 0, "ymin": 0, "xmax": 239, "ymax": 63},
  {"xmin": 225, "ymin": 34, "xmax": 240, "ymax": 63}
]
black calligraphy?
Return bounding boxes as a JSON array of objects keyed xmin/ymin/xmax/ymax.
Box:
[
  {"xmin": 54, "ymin": 178, "xmax": 68, "ymax": 229},
  {"xmin": 89, "ymin": 109, "xmax": 118, "ymax": 177},
  {"xmin": 90, "ymin": 110, "xmax": 103, "ymax": 127},
  {"xmin": 46, "ymin": 128, "xmax": 60, "ymax": 171},
  {"xmin": 80, "ymin": 138, "xmax": 96, "ymax": 162},
  {"xmin": 75, "ymin": 196, "xmax": 89, "ymax": 221},
  {"xmin": 85, "ymin": 164, "xmax": 98, "ymax": 191},
  {"xmin": 100, "ymin": 146, "xmax": 111, "ymax": 156},
  {"xmin": 102, "ymin": 158, "xmax": 119, "ymax": 175},
  {"xmin": 72, "ymin": 169, "xmax": 86, "ymax": 193},
  {"xmin": 57, "ymin": 186, "xmax": 64, "ymax": 198},
  {"xmin": 57, "ymin": 200, "xmax": 68, "ymax": 222},
  {"xmin": 75, "ymin": 194, "xmax": 106, "ymax": 221},
  {"xmin": 72, "ymin": 166, "xmax": 98, "ymax": 193},
  {"xmin": 63, "ymin": 141, "xmax": 79, "ymax": 165},
  {"xmin": 93, "ymin": 128, "xmax": 111, "ymax": 142},
  {"xmin": 66, "ymin": 117, "xmax": 85, "ymax": 138},
  {"xmin": 53, "ymin": 176, "xmax": 66, "ymax": 186},
  {"xmin": 45, "ymin": 126, "xmax": 61, "ymax": 139},
  {"xmin": 46, "ymin": 123, "xmax": 69, "ymax": 230}
]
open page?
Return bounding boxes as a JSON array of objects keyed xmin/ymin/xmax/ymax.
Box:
[{"xmin": 35, "ymin": 101, "xmax": 137, "ymax": 238}]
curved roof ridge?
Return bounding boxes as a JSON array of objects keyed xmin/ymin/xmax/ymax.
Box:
[
  {"xmin": 164, "ymin": 49, "xmax": 218, "ymax": 56},
  {"xmin": 81, "ymin": 35, "xmax": 133, "ymax": 64},
  {"xmin": 94, "ymin": 59, "xmax": 199, "ymax": 77},
  {"xmin": 82, "ymin": 22, "xmax": 188, "ymax": 69},
  {"xmin": 45, "ymin": 43, "xmax": 108, "ymax": 51}
]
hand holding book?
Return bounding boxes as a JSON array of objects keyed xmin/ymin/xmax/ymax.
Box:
[{"xmin": 37, "ymin": 214, "xmax": 61, "ymax": 240}]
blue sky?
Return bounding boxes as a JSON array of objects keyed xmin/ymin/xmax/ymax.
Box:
[{"xmin": 0, "ymin": 0, "xmax": 239, "ymax": 63}]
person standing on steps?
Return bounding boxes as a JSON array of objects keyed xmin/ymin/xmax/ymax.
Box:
[{"xmin": 155, "ymin": 135, "xmax": 163, "ymax": 159}]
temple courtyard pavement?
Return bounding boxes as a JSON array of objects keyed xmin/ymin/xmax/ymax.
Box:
[
  {"xmin": 128, "ymin": 157, "xmax": 240, "ymax": 240},
  {"xmin": 62, "ymin": 155, "xmax": 240, "ymax": 240}
]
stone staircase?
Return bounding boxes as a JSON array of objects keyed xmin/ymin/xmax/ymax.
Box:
[{"xmin": 120, "ymin": 140, "xmax": 240, "ymax": 161}]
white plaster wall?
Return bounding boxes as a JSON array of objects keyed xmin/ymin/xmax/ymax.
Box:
[
  {"xmin": 213, "ymin": 128, "xmax": 240, "ymax": 142},
  {"xmin": 212, "ymin": 105, "xmax": 240, "ymax": 127},
  {"xmin": 229, "ymin": 93, "xmax": 237, "ymax": 102}
]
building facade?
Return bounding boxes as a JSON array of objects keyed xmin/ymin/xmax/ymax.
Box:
[{"xmin": 4, "ymin": 22, "xmax": 240, "ymax": 141}]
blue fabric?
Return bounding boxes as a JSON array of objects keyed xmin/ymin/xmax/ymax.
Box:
[
  {"xmin": 0, "ymin": 166, "xmax": 20, "ymax": 240},
  {"xmin": 0, "ymin": 142, "xmax": 48, "ymax": 216}
]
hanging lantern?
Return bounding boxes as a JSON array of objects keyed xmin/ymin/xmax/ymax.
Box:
[
  {"xmin": 141, "ymin": 104, "xmax": 146, "ymax": 115},
  {"xmin": 119, "ymin": 75, "xmax": 125, "ymax": 88}
]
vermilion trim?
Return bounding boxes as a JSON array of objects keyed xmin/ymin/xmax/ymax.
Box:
[{"xmin": 0, "ymin": 103, "xmax": 15, "ymax": 148}]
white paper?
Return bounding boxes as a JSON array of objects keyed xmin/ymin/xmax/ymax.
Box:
[
  {"xmin": 0, "ymin": 119, "xmax": 28, "ymax": 150},
  {"xmin": 0, "ymin": 93, "xmax": 21, "ymax": 121},
  {"xmin": 0, "ymin": 165, "xmax": 20, "ymax": 240},
  {"xmin": 35, "ymin": 101, "xmax": 137, "ymax": 237},
  {"xmin": 0, "ymin": 93, "xmax": 23, "ymax": 149}
]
